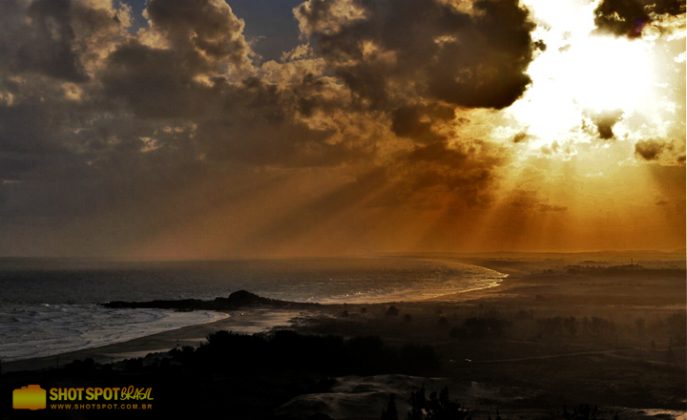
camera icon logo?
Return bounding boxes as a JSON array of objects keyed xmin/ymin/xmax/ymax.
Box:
[{"xmin": 12, "ymin": 385, "xmax": 47, "ymax": 410}]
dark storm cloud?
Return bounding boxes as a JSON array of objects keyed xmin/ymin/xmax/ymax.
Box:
[
  {"xmin": 194, "ymin": 78, "xmax": 354, "ymax": 166},
  {"xmin": 0, "ymin": 0, "xmax": 537, "ymax": 173},
  {"xmin": 0, "ymin": 0, "xmax": 125, "ymax": 81},
  {"xmin": 295, "ymin": 0, "xmax": 535, "ymax": 110},
  {"xmin": 145, "ymin": 0, "xmax": 253, "ymax": 70},
  {"xmin": 98, "ymin": 0, "xmax": 534, "ymax": 195},
  {"xmin": 102, "ymin": 42, "xmax": 219, "ymax": 118},
  {"xmin": 512, "ymin": 132, "xmax": 530, "ymax": 143},
  {"xmin": 100, "ymin": 0, "xmax": 252, "ymax": 118},
  {"xmin": 593, "ymin": 110, "xmax": 623, "ymax": 140},
  {"xmin": 0, "ymin": 0, "xmax": 541, "ymax": 255},
  {"xmin": 289, "ymin": 0, "xmax": 537, "ymax": 208},
  {"xmin": 99, "ymin": 0, "xmax": 369, "ymax": 168},
  {"xmin": 634, "ymin": 139, "xmax": 668, "ymax": 160},
  {"xmin": 390, "ymin": 104, "xmax": 455, "ymax": 144},
  {"xmin": 594, "ymin": 0, "xmax": 686, "ymax": 38}
]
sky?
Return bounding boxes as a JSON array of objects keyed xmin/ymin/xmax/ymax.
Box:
[{"xmin": 0, "ymin": 0, "xmax": 684, "ymax": 259}]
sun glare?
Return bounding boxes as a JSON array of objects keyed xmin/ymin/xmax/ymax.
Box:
[
  {"xmin": 500, "ymin": 0, "xmax": 667, "ymax": 150},
  {"xmin": 563, "ymin": 36, "xmax": 656, "ymax": 113}
]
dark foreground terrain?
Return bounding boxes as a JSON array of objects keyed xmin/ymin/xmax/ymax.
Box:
[{"xmin": 1, "ymin": 254, "xmax": 685, "ymax": 419}]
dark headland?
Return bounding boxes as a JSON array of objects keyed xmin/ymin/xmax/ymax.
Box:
[{"xmin": 104, "ymin": 289, "xmax": 321, "ymax": 311}]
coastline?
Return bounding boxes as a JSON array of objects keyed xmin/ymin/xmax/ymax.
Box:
[
  {"xmin": 1, "ymin": 257, "xmax": 684, "ymax": 418},
  {"xmin": 2, "ymin": 259, "xmax": 511, "ymax": 372},
  {"xmin": 420, "ymin": 258, "xmax": 509, "ymax": 302},
  {"xmin": 3, "ymin": 308, "xmax": 305, "ymax": 372}
]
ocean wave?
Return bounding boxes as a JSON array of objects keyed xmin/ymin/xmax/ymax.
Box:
[
  {"xmin": 0, "ymin": 258, "xmax": 504, "ymax": 360},
  {"xmin": 0, "ymin": 304, "xmax": 228, "ymax": 362}
]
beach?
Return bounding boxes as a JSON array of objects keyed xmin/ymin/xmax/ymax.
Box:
[
  {"xmin": 0, "ymin": 256, "xmax": 503, "ymax": 364},
  {"xmin": 1, "ymin": 253, "xmax": 685, "ymax": 419},
  {"xmin": 2, "ymin": 308, "xmax": 303, "ymax": 372}
]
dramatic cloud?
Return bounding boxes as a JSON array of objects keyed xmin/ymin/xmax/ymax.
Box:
[
  {"xmin": 0, "ymin": 0, "xmax": 683, "ymax": 257},
  {"xmin": 0, "ymin": 0, "xmax": 129, "ymax": 81},
  {"xmin": 145, "ymin": 0, "xmax": 252, "ymax": 69},
  {"xmin": 594, "ymin": 0, "xmax": 686, "ymax": 38},
  {"xmin": 286, "ymin": 0, "xmax": 538, "ymax": 208},
  {"xmin": 294, "ymin": 0, "xmax": 535, "ymax": 110},
  {"xmin": 592, "ymin": 110, "xmax": 623, "ymax": 140},
  {"xmin": 635, "ymin": 139, "xmax": 667, "ymax": 160}
]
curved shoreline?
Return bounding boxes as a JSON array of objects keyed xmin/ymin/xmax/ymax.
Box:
[
  {"xmin": 414, "ymin": 258, "xmax": 509, "ymax": 302},
  {"xmin": 2, "ymin": 308, "xmax": 304, "ymax": 372},
  {"xmin": 316, "ymin": 259, "xmax": 510, "ymax": 304},
  {"xmin": 3, "ymin": 258, "xmax": 508, "ymax": 368},
  {"xmin": 0, "ymin": 309, "xmax": 231, "ymax": 363}
]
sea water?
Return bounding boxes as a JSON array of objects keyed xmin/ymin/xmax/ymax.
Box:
[{"xmin": 0, "ymin": 257, "xmax": 505, "ymax": 361}]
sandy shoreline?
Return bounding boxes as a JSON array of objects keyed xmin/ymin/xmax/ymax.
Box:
[
  {"xmin": 2, "ymin": 284, "xmax": 500, "ymax": 374},
  {"xmin": 3, "ymin": 308, "xmax": 305, "ymax": 372},
  {"xmin": 2, "ymin": 259, "xmax": 509, "ymax": 372}
]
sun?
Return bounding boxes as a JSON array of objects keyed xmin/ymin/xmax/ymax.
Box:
[
  {"xmin": 560, "ymin": 35, "xmax": 656, "ymax": 114},
  {"xmin": 497, "ymin": 0, "xmax": 672, "ymax": 151}
]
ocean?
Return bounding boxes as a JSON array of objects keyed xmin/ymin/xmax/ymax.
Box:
[{"xmin": 0, "ymin": 257, "xmax": 505, "ymax": 362}]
